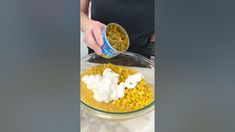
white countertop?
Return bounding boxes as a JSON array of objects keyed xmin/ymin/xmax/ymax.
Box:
[{"xmin": 81, "ymin": 110, "xmax": 155, "ymax": 132}]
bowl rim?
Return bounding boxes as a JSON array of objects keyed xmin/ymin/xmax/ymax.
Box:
[
  {"xmin": 80, "ymin": 51, "xmax": 155, "ymax": 115},
  {"xmin": 81, "ymin": 52, "xmax": 155, "ymax": 67}
]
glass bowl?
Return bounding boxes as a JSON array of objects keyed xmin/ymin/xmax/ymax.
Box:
[{"xmin": 80, "ymin": 52, "xmax": 155, "ymax": 121}]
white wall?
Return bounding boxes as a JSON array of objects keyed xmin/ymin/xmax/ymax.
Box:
[
  {"xmin": 80, "ymin": 32, "xmax": 88, "ymax": 58},
  {"xmin": 80, "ymin": 2, "xmax": 91, "ymax": 58}
]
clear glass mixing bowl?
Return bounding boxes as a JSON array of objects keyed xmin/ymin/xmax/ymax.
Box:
[{"xmin": 80, "ymin": 52, "xmax": 155, "ymax": 121}]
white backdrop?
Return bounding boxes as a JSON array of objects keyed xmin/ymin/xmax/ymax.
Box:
[
  {"xmin": 80, "ymin": 32, "xmax": 88, "ymax": 58},
  {"xmin": 80, "ymin": 2, "xmax": 91, "ymax": 58}
]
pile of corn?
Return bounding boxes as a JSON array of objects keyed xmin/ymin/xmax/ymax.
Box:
[{"xmin": 81, "ymin": 63, "xmax": 153, "ymax": 111}]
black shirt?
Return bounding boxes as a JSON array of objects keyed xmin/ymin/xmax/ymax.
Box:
[{"xmin": 89, "ymin": 0, "xmax": 154, "ymax": 58}]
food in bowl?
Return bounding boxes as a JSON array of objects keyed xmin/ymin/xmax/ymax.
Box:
[{"xmin": 81, "ymin": 63, "xmax": 153, "ymax": 112}]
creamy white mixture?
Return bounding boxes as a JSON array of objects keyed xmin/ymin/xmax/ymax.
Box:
[{"xmin": 82, "ymin": 68, "xmax": 143, "ymax": 103}]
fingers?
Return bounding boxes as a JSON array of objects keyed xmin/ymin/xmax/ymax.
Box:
[
  {"xmin": 82, "ymin": 21, "xmax": 106, "ymax": 55},
  {"xmin": 93, "ymin": 22, "xmax": 105, "ymax": 46},
  {"xmin": 83, "ymin": 32, "xmax": 102, "ymax": 55}
]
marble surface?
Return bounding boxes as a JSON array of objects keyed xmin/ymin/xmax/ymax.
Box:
[{"xmin": 81, "ymin": 110, "xmax": 155, "ymax": 132}]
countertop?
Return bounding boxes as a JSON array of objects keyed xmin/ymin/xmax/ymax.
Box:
[{"xmin": 81, "ymin": 110, "xmax": 155, "ymax": 132}]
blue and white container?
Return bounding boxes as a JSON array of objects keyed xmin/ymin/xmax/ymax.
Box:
[{"xmin": 101, "ymin": 23, "xmax": 129, "ymax": 58}]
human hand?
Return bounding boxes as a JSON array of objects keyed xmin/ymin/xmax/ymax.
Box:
[{"xmin": 82, "ymin": 20, "xmax": 106, "ymax": 55}]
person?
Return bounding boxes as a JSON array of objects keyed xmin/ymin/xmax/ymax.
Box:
[{"xmin": 81, "ymin": 0, "xmax": 154, "ymax": 59}]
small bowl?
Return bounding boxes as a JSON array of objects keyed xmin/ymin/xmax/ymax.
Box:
[{"xmin": 80, "ymin": 52, "xmax": 155, "ymax": 121}]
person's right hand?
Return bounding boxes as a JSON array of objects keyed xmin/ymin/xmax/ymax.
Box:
[{"xmin": 82, "ymin": 20, "xmax": 106, "ymax": 55}]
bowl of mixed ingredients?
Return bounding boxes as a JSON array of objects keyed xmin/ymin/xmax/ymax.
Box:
[{"xmin": 80, "ymin": 52, "xmax": 155, "ymax": 121}]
